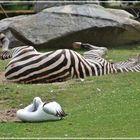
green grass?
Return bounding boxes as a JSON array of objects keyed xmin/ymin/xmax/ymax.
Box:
[{"xmin": 0, "ymin": 45, "xmax": 140, "ymax": 138}]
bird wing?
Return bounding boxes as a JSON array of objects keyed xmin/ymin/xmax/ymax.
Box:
[{"xmin": 43, "ymin": 101, "xmax": 66, "ymax": 117}]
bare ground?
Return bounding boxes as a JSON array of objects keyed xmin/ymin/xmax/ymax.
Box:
[
  {"xmin": 0, "ymin": 72, "xmax": 19, "ymax": 122},
  {"xmin": 0, "ymin": 72, "xmax": 5, "ymax": 83},
  {"xmin": 0, "ymin": 108, "xmax": 19, "ymax": 122}
]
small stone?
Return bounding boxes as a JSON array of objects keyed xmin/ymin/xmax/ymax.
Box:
[{"xmin": 97, "ymin": 88, "xmax": 101, "ymax": 92}]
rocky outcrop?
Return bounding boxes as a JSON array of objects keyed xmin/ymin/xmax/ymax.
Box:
[{"xmin": 0, "ymin": 4, "xmax": 140, "ymax": 48}]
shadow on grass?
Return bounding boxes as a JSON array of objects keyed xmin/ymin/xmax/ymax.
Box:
[{"xmin": 14, "ymin": 118, "xmax": 67, "ymax": 124}]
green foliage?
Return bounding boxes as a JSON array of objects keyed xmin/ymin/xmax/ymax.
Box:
[
  {"xmin": 0, "ymin": 45, "xmax": 140, "ymax": 138},
  {"xmin": 1, "ymin": 1, "xmax": 34, "ymax": 11}
]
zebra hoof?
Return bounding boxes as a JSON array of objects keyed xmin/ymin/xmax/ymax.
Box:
[
  {"xmin": 72, "ymin": 42, "xmax": 82, "ymax": 49},
  {"xmin": 0, "ymin": 50, "xmax": 11, "ymax": 60}
]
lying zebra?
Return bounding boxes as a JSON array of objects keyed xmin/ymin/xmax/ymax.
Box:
[{"xmin": 0, "ymin": 33, "xmax": 140, "ymax": 83}]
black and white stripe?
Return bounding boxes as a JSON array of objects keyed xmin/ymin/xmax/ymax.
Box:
[
  {"xmin": 114, "ymin": 54, "xmax": 140, "ymax": 72},
  {"xmin": 3, "ymin": 44, "xmax": 140, "ymax": 83}
]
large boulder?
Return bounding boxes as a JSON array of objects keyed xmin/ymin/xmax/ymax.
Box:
[
  {"xmin": 0, "ymin": 4, "xmax": 140, "ymax": 48},
  {"xmin": 0, "ymin": 15, "xmax": 29, "ymax": 48},
  {"xmin": 33, "ymin": 0, "xmax": 100, "ymax": 12}
]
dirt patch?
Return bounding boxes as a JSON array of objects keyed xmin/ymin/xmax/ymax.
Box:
[
  {"xmin": 0, "ymin": 72, "xmax": 5, "ymax": 83},
  {"xmin": 0, "ymin": 108, "xmax": 20, "ymax": 122},
  {"xmin": 0, "ymin": 72, "xmax": 19, "ymax": 122}
]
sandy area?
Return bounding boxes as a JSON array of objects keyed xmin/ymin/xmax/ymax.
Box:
[{"xmin": 0, "ymin": 109, "xmax": 19, "ymax": 122}]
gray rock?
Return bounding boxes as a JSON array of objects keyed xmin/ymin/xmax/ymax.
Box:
[
  {"xmin": 0, "ymin": 15, "xmax": 29, "ymax": 48},
  {"xmin": 33, "ymin": 0, "xmax": 100, "ymax": 12},
  {"xmin": 0, "ymin": 4, "xmax": 140, "ymax": 48},
  {"xmin": 106, "ymin": 8, "xmax": 135, "ymax": 19}
]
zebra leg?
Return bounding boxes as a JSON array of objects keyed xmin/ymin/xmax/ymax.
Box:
[
  {"xmin": 0, "ymin": 50, "xmax": 11, "ymax": 60},
  {"xmin": 72, "ymin": 42, "xmax": 108, "ymax": 58},
  {"xmin": 0, "ymin": 32, "xmax": 11, "ymax": 60},
  {"xmin": 0, "ymin": 32, "xmax": 10, "ymax": 52}
]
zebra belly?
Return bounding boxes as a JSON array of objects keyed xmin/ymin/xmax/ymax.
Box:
[
  {"xmin": 5, "ymin": 56, "xmax": 72, "ymax": 83},
  {"xmin": 5, "ymin": 64, "xmax": 72, "ymax": 83}
]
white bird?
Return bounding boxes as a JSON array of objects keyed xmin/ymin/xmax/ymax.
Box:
[{"xmin": 16, "ymin": 97, "xmax": 66, "ymax": 122}]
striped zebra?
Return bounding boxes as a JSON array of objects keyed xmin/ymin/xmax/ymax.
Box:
[{"xmin": 0, "ymin": 33, "xmax": 140, "ymax": 83}]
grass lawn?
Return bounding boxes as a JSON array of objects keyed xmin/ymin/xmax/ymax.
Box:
[{"xmin": 0, "ymin": 45, "xmax": 140, "ymax": 138}]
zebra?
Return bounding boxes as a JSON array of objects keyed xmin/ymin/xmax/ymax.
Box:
[{"xmin": 0, "ymin": 33, "xmax": 140, "ymax": 83}]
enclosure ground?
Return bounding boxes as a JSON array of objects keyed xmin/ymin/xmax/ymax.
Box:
[
  {"xmin": 0, "ymin": 72, "xmax": 4, "ymax": 83},
  {"xmin": 0, "ymin": 46, "xmax": 140, "ymax": 137},
  {"xmin": 0, "ymin": 72, "xmax": 18, "ymax": 122},
  {"xmin": 0, "ymin": 109, "xmax": 18, "ymax": 122}
]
